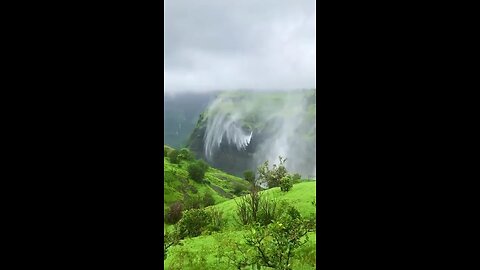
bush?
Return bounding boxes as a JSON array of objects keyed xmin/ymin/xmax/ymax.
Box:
[
  {"xmin": 280, "ymin": 175, "xmax": 293, "ymax": 192},
  {"xmin": 168, "ymin": 149, "xmax": 180, "ymax": 164},
  {"xmin": 165, "ymin": 201, "xmax": 184, "ymax": 224},
  {"xmin": 233, "ymin": 182, "xmax": 247, "ymax": 196},
  {"xmin": 243, "ymin": 207, "xmax": 311, "ymax": 270},
  {"xmin": 188, "ymin": 160, "xmax": 208, "ymax": 182},
  {"xmin": 178, "ymin": 148, "xmax": 194, "ymax": 161},
  {"xmin": 243, "ymin": 170, "xmax": 255, "ymax": 184},
  {"xmin": 205, "ymin": 207, "xmax": 224, "ymax": 232},
  {"xmin": 292, "ymin": 173, "xmax": 302, "ymax": 183},
  {"xmin": 202, "ymin": 192, "xmax": 215, "ymax": 207},
  {"xmin": 176, "ymin": 207, "xmax": 225, "ymax": 239},
  {"xmin": 257, "ymin": 156, "xmax": 289, "ymax": 188},
  {"xmin": 183, "ymin": 194, "xmax": 202, "ymax": 210}
]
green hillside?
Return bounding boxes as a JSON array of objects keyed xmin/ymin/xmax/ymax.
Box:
[
  {"xmin": 164, "ymin": 145, "xmax": 250, "ymax": 212},
  {"xmin": 164, "ymin": 181, "xmax": 317, "ymax": 269}
]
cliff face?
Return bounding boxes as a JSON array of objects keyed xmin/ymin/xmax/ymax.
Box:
[{"xmin": 187, "ymin": 90, "xmax": 316, "ymax": 178}]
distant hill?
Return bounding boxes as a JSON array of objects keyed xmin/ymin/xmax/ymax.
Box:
[{"xmin": 164, "ymin": 92, "xmax": 219, "ymax": 149}]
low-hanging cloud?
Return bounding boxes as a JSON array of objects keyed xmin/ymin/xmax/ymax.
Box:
[{"xmin": 164, "ymin": 0, "xmax": 316, "ymax": 94}]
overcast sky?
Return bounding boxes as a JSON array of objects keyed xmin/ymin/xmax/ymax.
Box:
[{"xmin": 164, "ymin": 0, "xmax": 316, "ymax": 94}]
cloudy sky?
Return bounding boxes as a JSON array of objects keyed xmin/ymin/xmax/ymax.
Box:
[{"xmin": 164, "ymin": 0, "xmax": 316, "ymax": 94}]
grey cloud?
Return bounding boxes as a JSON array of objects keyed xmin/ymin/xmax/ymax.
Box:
[{"xmin": 165, "ymin": 0, "xmax": 316, "ymax": 93}]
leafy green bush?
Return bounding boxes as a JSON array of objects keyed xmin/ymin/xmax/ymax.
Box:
[
  {"xmin": 244, "ymin": 207, "xmax": 311, "ymax": 270},
  {"xmin": 183, "ymin": 194, "xmax": 202, "ymax": 210},
  {"xmin": 280, "ymin": 175, "xmax": 293, "ymax": 192},
  {"xmin": 176, "ymin": 207, "xmax": 225, "ymax": 239},
  {"xmin": 178, "ymin": 148, "xmax": 194, "ymax": 161},
  {"xmin": 202, "ymin": 192, "xmax": 215, "ymax": 207},
  {"xmin": 257, "ymin": 156, "xmax": 288, "ymax": 188},
  {"xmin": 243, "ymin": 170, "xmax": 255, "ymax": 184},
  {"xmin": 188, "ymin": 160, "xmax": 208, "ymax": 182},
  {"xmin": 292, "ymin": 173, "xmax": 302, "ymax": 183},
  {"xmin": 168, "ymin": 149, "xmax": 180, "ymax": 164},
  {"xmin": 232, "ymin": 182, "xmax": 247, "ymax": 196},
  {"xmin": 205, "ymin": 207, "xmax": 224, "ymax": 233}
]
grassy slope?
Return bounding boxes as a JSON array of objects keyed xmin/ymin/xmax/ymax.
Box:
[
  {"xmin": 164, "ymin": 181, "xmax": 317, "ymax": 270},
  {"xmin": 164, "ymin": 145, "xmax": 250, "ymax": 222}
]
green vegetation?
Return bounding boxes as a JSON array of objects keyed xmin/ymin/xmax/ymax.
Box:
[{"xmin": 164, "ymin": 145, "xmax": 316, "ymax": 269}]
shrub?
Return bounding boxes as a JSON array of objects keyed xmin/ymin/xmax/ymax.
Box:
[
  {"xmin": 176, "ymin": 208, "xmax": 211, "ymax": 238},
  {"xmin": 202, "ymin": 192, "xmax": 215, "ymax": 207},
  {"xmin": 176, "ymin": 207, "xmax": 225, "ymax": 239},
  {"xmin": 205, "ymin": 207, "xmax": 224, "ymax": 232},
  {"xmin": 183, "ymin": 194, "xmax": 202, "ymax": 210},
  {"xmin": 165, "ymin": 201, "xmax": 184, "ymax": 224},
  {"xmin": 168, "ymin": 149, "xmax": 180, "ymax": 164},
  {"xmin": 257, "ymin": 156, "xmax": 288, "ymax": 188},
  {"xmin": 243, "ymin": 170, "xmax": 255, "ymax": 184},
  {"xmin": 280, "ymin": 175, "xmax": 293, "ymax": 192},
  {"xmin": 178, "ymin": 148, "xmax": 194, "ymax": 161},
  {"xmin": 244, "ymin": 208, "xmax": 311, "ymax": 270},
  {"xmin": 233, "ymin": 182, "xmax": 247, "ymax": 196},
  {"xmin": 188, "ymin": 160, "xmax": 208, "ymax": 182},
  {"xmin": 292, "ymin": 173, "xmax": 302, "ymax": 183}
]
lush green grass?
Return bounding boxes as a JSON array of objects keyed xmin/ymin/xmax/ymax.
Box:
[
  {"xmin": 163, "ymin": 150, "xmax": 249, "ymax": 208},
  {"xmin": 164, "ymin": 181, "xmax": 317, "ymax": 270}
]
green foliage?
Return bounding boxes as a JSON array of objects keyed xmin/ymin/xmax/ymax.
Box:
[
  {"xmin": 176, "ymin": 207, "xmax": 225, "ymax": 239},
  {"xmin": 280, "ymin": 175, "xmax": 293, "ymax": 192},
  {"xmin": 169, "ymin": 149, "xmax": 180, "ymax": 164},
  {"xmin": 243, "ymin": 170, "xmax": 255, "ymax": 184},
  {"xmin": 235, "ymin": 187, "xmax": 280, "ymax": 226},
  {"xmin": 176, "ymin": 208, "xmax": 211, "ymax": 239},
  {"xmin": 183, "ymin": 194, "xmax": 202, "ymax": 210},
  {"xmin": 243, "ymin": 207, "xmax": 312, "ymax": 270},
  {"xmin": 164, "ymin": 230, "xmax": 179, "ymax": 260},
  {"xmin": 232, "ymin": 182, "xmax": 247, "ymax": 196},
  {"xmin": 257, "ymin": 156, "xmax": 288, "ymax": 188},
  {"xmin": 165, "ymin": 201, "xmax": 184, "ymax": 224},
  {"xmin": 202, "ymin": 192, "xmax": 215, "ymax": 207},
  {"xmin": 188, "ymin": 160, "xmax": 208, "ymax": 182},
  {"xmin": 178, "ymin": 148, "xmax": 195, "ymax": 161},
  {"xmin": 205, "ymin": 207, "xmax": 225, "ymax": 233},
  {"xmin": 292, "ymin": 173, "xmax": 302, "ymax": 183}
]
